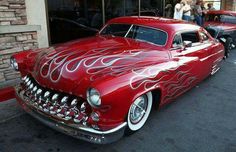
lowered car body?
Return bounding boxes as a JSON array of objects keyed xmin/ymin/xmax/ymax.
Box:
[{"xmin": 11, "ymin": 16, "xmax": 225, "ymax": 144}]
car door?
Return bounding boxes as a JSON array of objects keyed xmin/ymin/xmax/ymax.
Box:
[
  {"xmin": 171, "ymin": 30, "xmax": 212, "ymax": 81},
  {"xmin": 160, "ymin": 32, "xmax": 208, "ymax": 104}
]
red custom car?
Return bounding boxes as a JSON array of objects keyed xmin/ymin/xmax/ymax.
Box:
[
  {"xmin": 204, "ymin": 10, "xmax": 236, "ymax": 57},
  {"xmin": 11, "ymin": 16, "xmax": 225, "ymax": 144}
]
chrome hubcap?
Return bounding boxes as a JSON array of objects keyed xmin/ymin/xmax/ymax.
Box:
[{"xmin": 130, "ymin": 95, "xmax": 148, "ymax": 124}]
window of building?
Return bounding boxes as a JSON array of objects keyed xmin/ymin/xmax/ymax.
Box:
[{"xmin": 47, "ymin": 0, "xmax": 164, "ymax": 44}]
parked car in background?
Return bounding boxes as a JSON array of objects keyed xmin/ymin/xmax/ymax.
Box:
[
  {"xmin": 11, "ymin": 16, "xmax": 224, "ymax": 144},
  {"xmin": 204, "ymin": 10, "xmax": 236, "ymax": 57}
]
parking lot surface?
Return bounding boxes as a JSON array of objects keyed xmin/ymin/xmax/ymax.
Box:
[{"xmin": 0, "ymin": 50, "xmax": 236, "ymax": 152}]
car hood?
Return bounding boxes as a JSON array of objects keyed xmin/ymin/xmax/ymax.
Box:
[{"xmin": 27, "ymin": 36, "xmax": 169, "ymax": 96}]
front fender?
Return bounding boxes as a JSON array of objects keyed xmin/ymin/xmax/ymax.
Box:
[{"xmin": 11, "ymin": 50, "xmax": 33, "ymax": 76}]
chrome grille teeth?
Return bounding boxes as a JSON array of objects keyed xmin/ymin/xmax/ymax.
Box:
[
  {"xmin": 49, "ymin": 106, "xmax": 54, "ymax": 111},
  {"xmin": 22, "ymin": 77, "xmax": 90, "ymax": 126},
  {"xmin": 29, "ymin": 83, "xmax": 34, "ymax": 90},
  {"xmin": 57, "ymin": 113, "xmax": 64, "ymax": 118},
  {"xmin": 43, "ymin": 108, "xmax": 49, "ymax": 113},
  {"xmin": 50, "ymin": 110, "xmax": 56, "ymax": 115},
  {"xmin": 34, "ymin": 102, "xmax": 38, "ymax": 106},
  {"xmin": 52, "ymin": 94, "xmax": 59, "ymax": 102},
  {"xmin": 57, "ymin": 108, "xmax": 62, "ymax": 113},
  {"xmin": 61, "ymin": 96, "xmax": 69, "ymax": 105},
  {"xmin": 64, "ymin": 110, "xmax": 74, "ymax": 121},
  {"xmin": 65, "ymin": 111, "xmax": 71, "ymax": 116},
  {"xmin": 22, "ymin": 76, "xmax": 27, "ymax": 81},
  {"xmin": 33, "ymin": 86, "xmax": 38, "ymax": 93},
  {"xmin": 80, "ymin": 102, "xmax": 87, "ymax": 113},
  {"xmin": 82, "ymin": 116, "xmax": 88, "ymax": 126},
  {"xmin": 44, "ymin": 91, "xmax": 51, "ymax": 98},
  {"xmin": 42, "ymin": 103, "xmax": 47, "ymax": 107},
  {"xmin": 26, "ymin": 80, "xmax": 31, "ymax": 87},
  {"xmin": 52, "ymin": 102, "xmax": 58, "ymax": 106},
  {"xmin": 29, "ymin": 84, "xmax": 34, "ymax": 94},
  {"xmin": 38, "ymin": 97, "xmax": 42, "ymax": 103},
  {"xmin": 71, "ymin": 99, "xmax": 78, "ymax": 107},
  {"xmin": 72, "ymin": 106, "xmax": 79, "ymax": 111},
  {"xmin": 36, "ymin": 89, "xmax": 42, "ymax": 97},
  {"xmin": 39, "ymin": 105, "xmax": 43, "ymax": 110},
  {"xmin": 74, "ymin": 114, "xmax": 83, "ymax": 123},
  {"xmin": 25, "ymin": 77, "xmax": 30, "ymax": 83}
]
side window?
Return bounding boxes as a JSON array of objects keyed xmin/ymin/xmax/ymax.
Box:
[
  {"xmin": 199, "ymin": 31, "xmax": 209, "ymax": 42},
  {"xmin": 181, "ymin": 31, "xmax": 200, "ymax": 44},
  {"xmin": 172, "ymin": 34, "xmax": 183, "ymax": 48}
]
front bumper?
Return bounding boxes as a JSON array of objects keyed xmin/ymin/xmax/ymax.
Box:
[{"xmin": 15, "ymin": 85, "xmax": 127, "ymax": 144}]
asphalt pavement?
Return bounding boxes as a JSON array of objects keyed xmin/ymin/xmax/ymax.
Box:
[{"xmin": 0, "ymin": 50, "xmax": 236, "ymax": 152}]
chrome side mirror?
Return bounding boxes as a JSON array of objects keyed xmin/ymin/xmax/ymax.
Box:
[{"xmin": 183, "ymin": 41, "xmax": 192, "ymax": 48}]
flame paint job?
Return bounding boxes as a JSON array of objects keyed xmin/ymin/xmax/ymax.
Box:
[{"xmin": 13, "ymin": 17, "xmax": 225, "ymax": 131}]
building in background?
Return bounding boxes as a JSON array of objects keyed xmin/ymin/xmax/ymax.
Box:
[
  {"xmin": 0, "ymin": 0, "xmax": 235, "ymax": 88},
  {"xmin": 203, "ymin": 0, "xmax": 221, "ymax": 10},
  {"xmin": 47, "ymin": 0, "xmax": 164, "ymax": 44},
  {"xmin": 0, "ymin": 0, "xmax": 48, "ymax": 88},
  {"xmin": 221, "ymin": 0, "xmax": 236, "ymax": 10}
]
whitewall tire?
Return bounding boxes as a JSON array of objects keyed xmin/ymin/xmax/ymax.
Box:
[{"xmin": 127, "ymin": 92, "xmax": 153, "ymax": 132}]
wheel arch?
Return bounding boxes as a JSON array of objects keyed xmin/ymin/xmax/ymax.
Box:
[{"xmin": 151, "ymin": 88, "xmax": 162, "ymax": 110}]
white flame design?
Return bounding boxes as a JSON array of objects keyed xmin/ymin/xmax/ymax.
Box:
[
  {"xmin": 129, "ymin": 57, "xmax": 198, "ymax": 101},
  {"xmin": 39, "ymin": 46, "xmax": 143, "ymax": 83},
  {"xmin": 38, "ymin": 46, "xmax": 198, "ymax": 101}
]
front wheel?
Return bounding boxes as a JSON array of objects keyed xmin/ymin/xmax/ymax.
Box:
[
  {"xmin": 225, "ymin": 37, "xmax": 233, "ymax": 58},
  {"xmin": 126, "ymin": 92, "xmax": 153, "ymax": 134}
]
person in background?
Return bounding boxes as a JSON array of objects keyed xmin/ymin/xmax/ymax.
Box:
[
  {"xmin": 183, "ymin": 0, "xmax": 192, "ymax": 21},
  {"xmin": 207, "ymin": 3, "xmax": 215, "ymax": 10},
  {"xmin": 201, "ymin": 1, "xmax": 207, "ymax": 26},
  {"xmin": 165, "ymin": 0, "xmax": 173, "ymax": 18},
  {"xmin": 174, "ymin": 0, "xmax": 184, "ymax": 20},
  {"xmin": 194, "ymin": 0, "xmax": 203, "ymax": 26}
]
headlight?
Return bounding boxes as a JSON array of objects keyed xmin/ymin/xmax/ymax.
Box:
[
  {"xmin": 87, "ymin": 88, "xmax": 101, "ymax": 107},
  {"xmin": 10, "ymin": 57, "xmax": 19, "ymax": 71}
]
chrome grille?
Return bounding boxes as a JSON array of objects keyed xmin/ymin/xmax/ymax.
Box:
[{"xmin": 19, "ymin": 75, "xmax": 90, "ymax": 125}]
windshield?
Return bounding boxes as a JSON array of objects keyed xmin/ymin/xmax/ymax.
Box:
[
  {"xmin": 100, "ymin": 24, "xmax": 168, "ymax": 46},
  {"xmin": 206, "ymin": 14, "xmax": 236, "ymax": 24}
]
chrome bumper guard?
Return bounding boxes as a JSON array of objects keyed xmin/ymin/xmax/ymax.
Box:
[{"xmin": 15, "ymin": 85, "xmax": 127, "ymax": 144}]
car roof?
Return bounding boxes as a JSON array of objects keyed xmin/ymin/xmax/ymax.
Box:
[
  {"xmin": 207, "ymin": 10, "xmax": 236, "ymax": 16},
  {"xmin": 107, "ymin": 16, "xmax": 200, "ymax": 34}
]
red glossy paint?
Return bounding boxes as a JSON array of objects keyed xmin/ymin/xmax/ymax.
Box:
[
  {"xmin": 206, "ymin": 10, "xmax": 236, "ymax": 16},
  {"xmin": 13, "ymin": 17, "xmax": 225, "ymax": 132},
  {"xmin": 0, "ymin": 87, "xmax": 15, "ymax": 102}
]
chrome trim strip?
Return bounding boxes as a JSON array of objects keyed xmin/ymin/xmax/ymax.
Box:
[
  {"xmin": 76, "ymin": 122, "xmax": 127, "ymax": 135},
  {"xmin": 124, "ymin": 24, "xmax": 134, "ymax": 37},
  {"xmin": 200, "ymin": 49, "xmax": 224, "ymax": 62}
]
